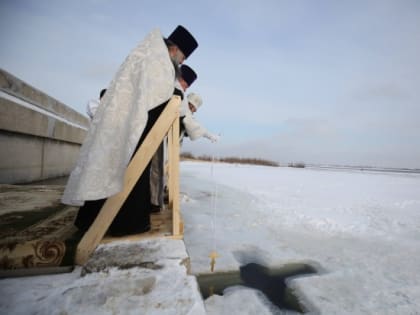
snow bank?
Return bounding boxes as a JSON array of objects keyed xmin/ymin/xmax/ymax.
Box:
[
  {"xmin": 180, "ymin": 161, "xmax": 420, "ymax": 314},
  {"xmin": 0, "ymin": 239, "xmax": 206, "ymax": 315}
]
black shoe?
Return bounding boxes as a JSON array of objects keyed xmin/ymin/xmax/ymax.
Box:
[{"xmin": 151, "ymin": 204, "xmax": 161, "ymax": 213}]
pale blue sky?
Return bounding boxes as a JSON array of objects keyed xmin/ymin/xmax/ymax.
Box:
[{"xmin": 1, "ymin": 0, "xmax": 420, "ymax": 168}]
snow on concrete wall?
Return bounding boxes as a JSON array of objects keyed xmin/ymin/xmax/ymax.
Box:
[{"xmin": 0, "ymin": 69, "xmax": 89, "ymax": 184}]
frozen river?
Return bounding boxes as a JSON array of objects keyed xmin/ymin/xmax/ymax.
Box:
[{"xmin": 180, "ymin": 161, "xmax": 420, "ymax": 314}]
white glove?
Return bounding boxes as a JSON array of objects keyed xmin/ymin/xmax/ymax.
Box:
[{"xmin": 206, "ymin": 133, "xmax": 220, "ymax": 143}]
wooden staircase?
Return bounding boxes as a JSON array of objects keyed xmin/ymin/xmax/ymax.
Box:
[{"xmin": 75, "ymin": 95, "xmax": 183, "ymax": 265}]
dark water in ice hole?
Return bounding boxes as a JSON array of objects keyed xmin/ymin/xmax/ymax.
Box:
[{"xmin": 197, "ymin": 262, "xmax": 318, "ymax": 313}]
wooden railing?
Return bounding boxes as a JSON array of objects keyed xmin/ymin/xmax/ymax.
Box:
[{"xmin": 75, "ymin": 95, "xmax": 182, "ymax": 265}]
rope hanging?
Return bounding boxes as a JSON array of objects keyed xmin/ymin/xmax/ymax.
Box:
[{"xmin": 209, "ymin": 151, "xmax": 219, "ymax": 272}]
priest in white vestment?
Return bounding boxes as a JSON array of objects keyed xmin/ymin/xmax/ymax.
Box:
[{"xmin": 62, "ymin": 25, "xmax": 198, "ymax": 236}]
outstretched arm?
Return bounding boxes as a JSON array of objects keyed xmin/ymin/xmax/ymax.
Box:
[{"xmin": 183, "ymin": 113, "xmax": 218, "ymax": 142}]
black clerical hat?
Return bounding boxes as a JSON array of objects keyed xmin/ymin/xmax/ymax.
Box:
[
  {"xmin": 180, "ymin": 64, "xmax": 197, "ymax": 86},
  {"xmin": 168, "ymin": 25, "xmax": 198, "ymax": 59}
]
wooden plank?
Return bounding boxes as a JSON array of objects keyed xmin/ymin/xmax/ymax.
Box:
[
  {"xmin": 102, "ymin": 233, "xmax": 183, "ymax": 243},
  {"xmin": 167, "ymin": 120, "xmax": 180, "ymax": 235},
  {"xmin": 167, "ymin": 125, "xmax": 174, "ymax": 211},
  {"xmin": 75, "ymin": 95, "xmax": 181, "ymax": 265},
  {"xmin": 171, "ymin": 116, "xmax": 181, "ymax": 236},
  {"xmin": 98, "ymin": 98, "xmax": 184, "ymax": 248},
  {"xmin": 100, "ymin": 209, "xmax": 183, "ymax": 244},
  {"xmin": 0, "ymin": 266, "xmax": 74, "ymax": 279}
]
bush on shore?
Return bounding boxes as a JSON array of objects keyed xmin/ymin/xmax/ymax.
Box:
[
  {"xmin": 288, "ymin": 162, "xmax": 306, "ymax": 168},
  {"xmin": 180, "ymin": 152, "xmax": 279, "ymax": 167}
]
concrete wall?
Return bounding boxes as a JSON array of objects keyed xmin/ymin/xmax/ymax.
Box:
[{"xmin": 0, "ymin": 69, "xmax": 89, "ymax": 184}]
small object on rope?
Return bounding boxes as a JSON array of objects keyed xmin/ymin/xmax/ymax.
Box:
[
  {"xmin": 209, "ymin": 250, "xmax": 219, "ymax": 272},
  {"xmin": 208, "ymin": 285, "xmax": 215, "ymax": 296}
]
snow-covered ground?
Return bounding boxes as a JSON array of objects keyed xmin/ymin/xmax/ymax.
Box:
[
  {"xmin": 180, "ymin": 161, "xmax": 420, "ymax": 314},
  {"xmin": 0, "ymin": 238, "xmax": 206, "ymax": 315},
  {"xmin": 1, "ymin": 161, "xmax": 420, "ymax": 314}
]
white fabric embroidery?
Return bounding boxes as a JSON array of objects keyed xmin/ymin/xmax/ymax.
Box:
[
  {"xmin": 182, "ymin": 111, "xmax": 209, "ymax": 140},
  {"xmin": 179, "ymin": 94, "xmax": 189, "ymax": 117},
  {"xmin": 62, "ymin": 29, "xmax": 174, "ymax": 206},
  {"xmin": 86, "ymin": 99, "xmax": 99, "ymax": 120},
  {"xmin": 180, "ymin": 93, "xmax": 216, "ymax": 141}
]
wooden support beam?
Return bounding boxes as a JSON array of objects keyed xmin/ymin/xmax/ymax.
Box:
[
  {"xmin": 75, "ymin": 96, "xmax": 181, "ymax": 265},
  {"xmin": 167, "ymin": 126, "xmax": 174, "ymax": 211},
  {"xmin": 167, "ymin": 114, "xmax": 181, "ymax": 236}
]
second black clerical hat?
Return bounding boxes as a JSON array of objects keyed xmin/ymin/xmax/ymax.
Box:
[{"xmin": 180, "ymin": 64, "xmax": 197, "ymax": 86}]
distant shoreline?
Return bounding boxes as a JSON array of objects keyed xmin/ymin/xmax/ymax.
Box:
[
  {"xmin": 306, "ymin": 164, "xmax": 420, "ymax": 175},
  {"xmin": 181, "ymin": 157, "xmax": 420, "ymax": 175}
]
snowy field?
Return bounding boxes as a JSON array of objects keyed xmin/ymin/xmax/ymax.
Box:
[
  {"xmin": 180, "ymin": 161, "xmax": 420, "ymax": 314},
  {"xmin": 1, "ymin": 161, "xmax": 420, "ymax": 314}
]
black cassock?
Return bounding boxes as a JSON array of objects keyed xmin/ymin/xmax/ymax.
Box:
[{"xmin": 74, "ymin": 89, "xmax": 183, "ymax": 236}]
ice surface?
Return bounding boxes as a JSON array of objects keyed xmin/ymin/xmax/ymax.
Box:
[{"xmin": 180, "ymin": 161, "xmax": 420, "ymax": 314}]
